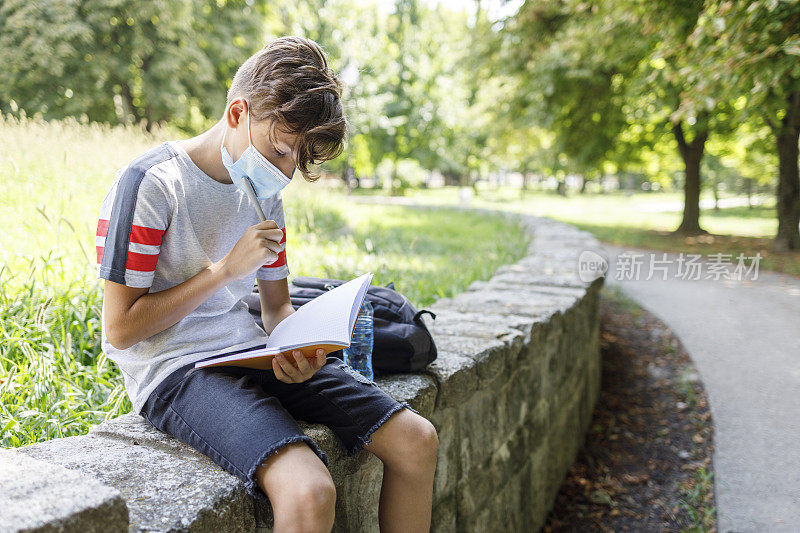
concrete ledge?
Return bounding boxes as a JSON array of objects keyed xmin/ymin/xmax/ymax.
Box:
[
  {"xmin": 8, "ymin": 211, "xmax": 606, "ymax": 532},
  {"xmin": 0, "ymin": 448, "xmax": 128, "ymax": 532}
]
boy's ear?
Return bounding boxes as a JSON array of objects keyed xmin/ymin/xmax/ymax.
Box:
[{"xmin": 224, "ymin": 98, "xmax": 247, "ymax": 126}]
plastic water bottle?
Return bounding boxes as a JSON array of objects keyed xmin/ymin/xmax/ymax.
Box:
[{"xmin": 343, "ymin": 299, "xmax": 374, "ymax": 381}]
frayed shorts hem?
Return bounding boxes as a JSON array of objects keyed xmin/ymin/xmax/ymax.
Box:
[
  {"xmin": 244, "ymin": 434, "xmax": 330, "ymax": 505},
  {"xmin": 138, "ymin": 356, "xmax": 421, "ymax": 507},
  {"xmin": 345, "ymin": 401, "xmax": 419, "ymax": 458}
]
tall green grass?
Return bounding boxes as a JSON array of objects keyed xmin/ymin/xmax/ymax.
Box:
[{"xmin": 0, "ymin": 114, "xmax": 530, "ymax": 447}]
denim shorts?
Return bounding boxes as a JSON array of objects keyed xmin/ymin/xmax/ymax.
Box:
[{"xmin": 138, "ymin": 351, "xmax": 419, "ymax": 505}]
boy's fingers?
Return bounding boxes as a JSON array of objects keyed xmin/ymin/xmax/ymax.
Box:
[
  {"xmin": 273, "ymin": 350, "xmax": 325, "ymax": 383},
  {"xmin": 277, "ymin": 353, "xmax": 302, "ymax": 381},
  {"xmin": 256, "ymin": 229, "xmax": 284, "ymax": 242},
  {"xmin": 254, "ymin": 219, "xmax": 278, "ymax": 229},
  {"xmin": 272, "ymin": 356, "xmax": 293, "ymax": 383},
  {"xmin": 291, "ymin": 350, "xmax": 312, "ymax": 374},
  {"xmin": 262, "ymin": 239, "xmax": 282, "ymax": 253}
]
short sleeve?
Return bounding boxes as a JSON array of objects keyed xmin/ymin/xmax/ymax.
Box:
[
  {"xmin": 255, "ymin": 190, "xmax": 290, "ymax": 281},
  {"xmin": 96, "ymin": 170, "xmax": 172, "ymax": 288}
]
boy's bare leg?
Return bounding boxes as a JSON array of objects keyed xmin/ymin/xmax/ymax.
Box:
[
  {"xmin": 364, "ymin": 409, "xmax": 439, "ymax": 533},
  {"xmin": 256, "ymin": 441, "xmax": 337, "ymax": 533}
]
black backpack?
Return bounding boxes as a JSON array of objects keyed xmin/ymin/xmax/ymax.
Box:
[{"xmin": 242, "ymin": 276, "xmax": 438, "ymax": 374}]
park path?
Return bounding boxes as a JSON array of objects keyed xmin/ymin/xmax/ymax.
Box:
[
  {"xmin": 600, "ymin": 243, "xmax": 800, "ymax": 533},
  {"xmin": 348, "ymin": 195, "xmax": 799, "ymax": 531}
]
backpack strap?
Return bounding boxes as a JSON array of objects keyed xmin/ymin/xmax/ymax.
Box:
[{"xmin": 413, "ymin": 309, "xmax": 436, "ymax": 326}]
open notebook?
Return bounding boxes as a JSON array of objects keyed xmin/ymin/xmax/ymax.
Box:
[{"xmin": 193, "ymin": 271, "xmax": 374, "ymax": 370}]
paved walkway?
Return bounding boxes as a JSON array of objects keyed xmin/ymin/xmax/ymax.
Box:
[
  {"xmin": 600, "ymin": 243, "xmax": 800, "ymax": 533},
  {"xmin": 349, "ymin": 195, "xmax": 799, "ymax": 530}
]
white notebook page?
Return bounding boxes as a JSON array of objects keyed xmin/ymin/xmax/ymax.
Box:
[
  {"xmin": 266, "ymin": 272, "xmax": 372, "ymax": 348},
  {"xmin": 193, "ymin": 272, "xmax": 374, "ymax": 367}
]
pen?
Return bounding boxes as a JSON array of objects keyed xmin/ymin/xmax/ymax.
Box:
[{"xmin": 242, "ymin": 176, "xmax": 267, "ymax": 222}]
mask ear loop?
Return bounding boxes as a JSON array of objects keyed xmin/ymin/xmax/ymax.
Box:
[
  {"xmin": 220, "ymin": 102, "xmax": 233, "ymax": 153},
  {"xmin": 247, "ymin": 102, "xmax": 292, "ymax": 182},
  {"xmin": 245, "ymin": 99, "xmax": 254, "ymax": 148},
  {"xmin": 243, "ymin": 99, "xmax": 294, "ymax": 183},
  {"xmin": 220, "ymin": 100, "xmax": 250, "ymax": 155}
]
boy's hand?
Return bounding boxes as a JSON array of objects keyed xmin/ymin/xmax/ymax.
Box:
[
  {"xmin": 220, "ymin": 220, "xmax": 284, "ymax": 281},
  {"xmin": 272, "ymin": 349, "xmax": 327, "ymax": 383}
]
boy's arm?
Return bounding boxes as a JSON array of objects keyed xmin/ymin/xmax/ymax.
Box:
[
  {"xmin": 257, "ymin": 277, "xmax": 295, "ymax": 336},
  {"xmin": 99, "ymin": 168, "xmax": 284, "ymax": 349},
  {"xmin": 104, "ymin": 261, "xmax": 234, "ymax": 350},
  {"xmin": 255, "ymin": 192, "xmax": 292, "ymax": 336}
]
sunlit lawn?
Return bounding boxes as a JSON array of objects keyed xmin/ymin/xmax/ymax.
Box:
[
  {"xmin": 0, "ymin": 115, "xmax": 530, "ymax": 447},
  {"xmin": 360, "ymin": 185, "xmax": 799, "ymax": 278},
  {"xmin": 5, "ymin": 111, "xmax": 795, "ymax": 451}
]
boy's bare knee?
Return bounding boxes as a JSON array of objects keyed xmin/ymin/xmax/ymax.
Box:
[
  {"xmin": 289, "ymin": 477, "xmax": 337, "ymax": 515},
  {"xmin": 256, "ymin": 441, "xmax": 336, "ymax": 531},
  {"xmin": 408, "ymin": 418, "xmax": 439, "ymax": 462},
  {"xmin": 255, "ymin": 441, "xmax": 336, "ymax": 511},
  {"xmin": 383, "ymin": 415, "xmax": 439, "ymax": 473}
]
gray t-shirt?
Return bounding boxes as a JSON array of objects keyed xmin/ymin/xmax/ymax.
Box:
[{"xmin": 95, "ymin": 140, "xmax": 290, "ymax": 415}]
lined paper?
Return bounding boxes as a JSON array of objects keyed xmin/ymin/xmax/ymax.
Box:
[{"xmin": 194, "ymin": 272, "xmax": 373, "ymax": 368}]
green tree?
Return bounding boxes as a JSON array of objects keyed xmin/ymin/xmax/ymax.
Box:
[
  {"xmin": 0, "ymin": 0, "xmax": 262, "ymax": 132},
  {"xmin": 682, "ymin": 0, "xmax": 800, "ymax": 250},
  {"xmin": 497, "ymin": 1, "xmax": 649, "ymax": 194}
]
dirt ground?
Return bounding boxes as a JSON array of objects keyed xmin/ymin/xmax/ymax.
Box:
[{"xmin": 542, "ymin": 285, "xmax": 717, "ymax": 532}]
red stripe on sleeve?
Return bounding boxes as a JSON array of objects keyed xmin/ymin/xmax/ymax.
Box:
[
  {"xmin": 97, "ymin": 219, "xmax": 109, "ymax": 237},
  {"xmin": 96, "ymin": 219, "xmax": 164, "ymax": 246},
  {"xmin": 261, "ymin": 249, "xmax": 286, "ymax": 268},
  {"xmin": 130, "ymin": 224, "xmax": 166, "ymax": 246},
  {"xmin": 279, "ymin": 227, "xmax": 286, "ymax": 244},
  {"xmin": 97, "ymin": 246, "xmax": 158, "ymax": 274},
  {"xmin": 126, "ymin": 251, "xmax": 160, "ymax": 272}
]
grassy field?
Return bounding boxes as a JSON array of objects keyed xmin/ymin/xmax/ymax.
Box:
[
  {"xmin": 4, "ymin": 112, "xmax": 793, "ymax": 448},
  {"xmin": 0, "ymin": 115, "xmax": 530, "ymax": 447},
  {"xmin": 355, "ymin": 185, "xmax": 800, "ymax": 278}
]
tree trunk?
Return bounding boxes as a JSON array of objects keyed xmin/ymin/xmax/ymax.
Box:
[
  {"xmin": 144, "ymin": 103, "xmax": 154, "ymax": 133},
  {"xmin": 770, "ymin": 91, "xmax": 800, "ymax": 252},
  {"xmin": 519, "ymin": 170, "xmax": 530, "ymax": 200},
  {"xmin": 745, "ymin": 178, "xmax": 753, "ymax": 209},
  {"xmin": 390, "ymin": 164, "xmax": 400, "ymax": 196},
  {"xmin": 673, "ymin": 120, "xmax": 709, "ymax": 235},
  {"xmin": 342, "ymin": 163, "xmax": 354, "ymax": 194},
  {"xmin": 119, "ymin": 83, "xmax": 142, "ymax": 124},
  {"xmin": 773, "ymin": 127, "xmax": 800, "ymax": 251}
]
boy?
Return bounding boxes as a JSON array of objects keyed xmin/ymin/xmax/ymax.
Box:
[{"xmin": 96, "ymin": 36, "xmax": 438, "ymax": 532}]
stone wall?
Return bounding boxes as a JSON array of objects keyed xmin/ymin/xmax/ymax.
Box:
[{"xmin": 0, "ymin": 210, "xmax": 605, "ymax": 532}]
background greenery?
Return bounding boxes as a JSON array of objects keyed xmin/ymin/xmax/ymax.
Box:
[
  {"xmin": 1, "ymin": 0, "xmax": 799, "ymax": 446},
  {"xmin": 0, "ymin": 114, "xmax": 529, "ymax": 446}
]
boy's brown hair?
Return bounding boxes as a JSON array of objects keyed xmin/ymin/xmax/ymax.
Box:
[{"xmin": 226, "ymin": 36, "xmax": 347, "ymax": 182}]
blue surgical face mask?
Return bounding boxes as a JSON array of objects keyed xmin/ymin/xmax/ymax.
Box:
[{"xmin": 220, "ymin": 101, "xmax": 294, "ymax": 199}]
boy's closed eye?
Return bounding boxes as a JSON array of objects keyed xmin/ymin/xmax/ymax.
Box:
[{"xmin": 269, "ymin": 139, "xmax": 296, "ymax": 166}]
